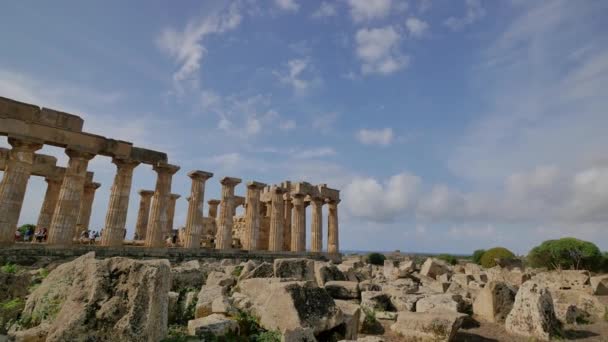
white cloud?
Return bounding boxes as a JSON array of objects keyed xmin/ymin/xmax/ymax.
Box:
[
  {"xmin": 293, "ymin": 147, "xmax": 336, "ymax": 159},
  {"xmin": 312, "ymin": 112, "xmax": 339, "ymax": 133},
  {"xmin": 312, "ymin": 2, "xmax": 336, "ymax": 18},
  {"xmin": 444, "ymin": 0, "xmax": 486, "ymax": 31},
  {"xmin": 274, "ymin": 58, "xmax": 316, "ymax": 94},
  {"xmin": 356, "ymin": 128, "xmax": 394, "ymax": 146},
  {"xmin": 405, "ymin": 17, "xmax": 429, "ymax": 38},
  {"xmin": 156, "ymin": 3, "xmax": 242, "ymax": 90},
  {"xmin": 347, "ymin": 0, "xmax": 393, "ymax": 23},
  {"xmin": 274, "ymin": 0, "xmax": 299, "ymax": 12},
  {"xmin": 355, "ymin": 26, "xmax": 409, "ymax": 75},
  {"xmin": 343, "ymin": 172, "xmax": 421, "ymax": 222}
]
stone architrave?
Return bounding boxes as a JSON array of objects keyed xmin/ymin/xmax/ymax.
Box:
[
  {"xmin": 75, "ymin": 181, "xmax": 101, "ymax": 237},
  {"xmin": 144, "ymin": 163, "xmax": 180, "ymax": 248},
  {"xmin": 134, "ymin": 190, "xmax": 154, "ymax": 240},
  {"xmin": 282, "ymin": 192, "xmax": 293, "ymax": 251},
  {"xmin": 101, "ymin": 158, "xmax": 139, "ymax": 246},
  {"xmin": 290, "ymin": 194, "xmax": 306, "ymax": 252},
  {"xmin": 327, "ymin": 199, "xmax": 340, "ymax": 254},
  {"xmin": 183, "ymin": 171, "xmax": 213, "ymax": 249},
  {"xmin": 47, "ymin": 149, "xmax": 96, "ymax": 245},
  {"xmin": 0, "ymin": 137, "xmax": 43, "ymax": 243},
  {"xmin": 215, "ymin": 177, "xmax": 241, "ymax": 250},
  {"xmin": 36, "ymin": 175, "xmax": 63, "ymax": 231},
  {"xmin": 165, "ymin": 193, "xmax": 181, "ymax": 235},
  {"xmin": 310, "ymin": 197, "xmax": 323, "ymax": 252},
  {"xmin": 268, "ymin": 186, "xmax": 285, "ymax": 252},
  {"xmin": 208, "ymin": 200, "xmax": 220, "ymax": 218},
  {"xmin": 243, "ymin": 181, "xmax": 266, "ymax": 251}
]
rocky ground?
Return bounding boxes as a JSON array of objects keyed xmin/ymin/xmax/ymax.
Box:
[{"xmin": 1, "ymin": 253, "xmax": 607, "ymax": 341}]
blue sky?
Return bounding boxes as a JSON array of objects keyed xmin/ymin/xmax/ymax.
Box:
[{"xmin": 2, "ymin": 0, "xmax": 608, "ymax": 254}]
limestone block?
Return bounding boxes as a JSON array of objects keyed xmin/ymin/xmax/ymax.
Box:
[
  {"xmin": 239, "ymin": 262, "xmax": 274, "ymax": 281},
  {"xmin": 206, "ymin": 271, "xmax": 236, "ymax": 288},
  {"xmin": 274, "ymin": 258, "xmax": 315, "ymax": 281},
  {"xmin": 420, "ymin": 258, "xmax": 450, "ymax": 279},
  {"xmin": 335, "ymin": 300, "xmax": 360, "ymax": 340},
  {"xmin": 452, "ymin": 274, "xmax": 474, "ymax": 287},
  {"xmin": 472, "ymin": 281, "xmax": 516, "ymax": 323},
  {"xmin": 170, "ymin": 260, "xmax": 205, "ymax": 291},
  {"xmin": 590, "ymin": 275, "xmax": 608, "ymax": 295},
  {"xmin": 486, "ymin": 267, "xmax": 528, "ymax": 287},
  {"xmin": 389, "ymin": 294, "xmax": 425, "ymax": 312},
  {"xmin": 361, "ymin": 291, "xmax": 394, "ymax": 312},
  {"xmin": 416, "ymin": 294, "xmax": 466, "ymax": 313},
  {"xmin": 531, "ymin": 270, "xmax": 592, "ymax": 292},
  {"xmin": 390, "ymin": 311, "xmax": 467, "ymax": 342},
  {"xmin": 195, "ymin": 285, "xmax": 228, "ymax": 318},
  {"xmin": 464, "ymin": 263, "xmax": 483, "ymax": 275},
  {"xmin": 551, "ymin": 289, "xmax": 605, "ymax": 323},
  {"xmin": 324, "ymin": 281, "xmax": 360, "ymax": 300},
  {"xmin": 358, "ymin": 280, "xmax": 382, "ymax": 292},
  {"xmin": 212, "ymin": 297, "xmax": 236, "ymax": 316},
  {"xmin": 437, "ymin": 273, "xmax": 451, "ymax": 283},
  {"xmin": 168, "ymin": 291, "xmax": 180, "ymax": 323},
  {"xmin": 187, "ymin": 314, "xmax": 239, "ymax": 337},
  {"xmin": 505, "ymin": 281, "xmax": 561, "ymax": 340},
  {"xmin": 315, "ymin": 262, "xmax": 346, "ymax": 286}
]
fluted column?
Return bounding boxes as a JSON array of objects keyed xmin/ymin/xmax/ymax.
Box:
[
  {"xmin": 183, "ymin": 170, "xmax": 213, "ymax": 249},
  {"xmin": 215, "ymin": 177, "xmax": 241, "ymax": 250},
  {"xmin": 0, "ymin": 137, "xmax": 43, "ymax": 243},
  {"xmin": 290, "ymin": 194, "xmax": 306, "ymax": 252},
  {"xmin": 36, "ymin": 175, "xmax": 63, "ymax": 230},
  {"xmin": 243, "ymin": 181, "xmax": 266, "ymax": 251},
  {"xmin": 75, "ymin": 181, "xmax": 101, "ymax": 237},
  {"xmin": 283, "ymin": 193, "xmax": 293, "ymax": 251},
  {"xmin": 144, "ymin": 163, "xmax": 180, "ymax": 248},
  {"xmin": 268, "ymin": 186, "xmax": 285, "ymax": 252},
  {"xmin": 134, "ymin": 190, "xmax": 154, "ymax": 240},
  {"xmin": 208, "ymin": 199, "xmax": 220, "ymax": 218},
  {"xmin": 310, "ymin": 197, "xmax": 323, "ymax": 252},
  {"xmin": 165, "ymin": 193, "xmax": 180, "ymax": 236},
  {"xmin": 327, "ymin": 199, "xmax": 340, "ymax": 254},
  {"xmin": 48, "ymin": 149, "xmax": 96, "ymax": 245}
]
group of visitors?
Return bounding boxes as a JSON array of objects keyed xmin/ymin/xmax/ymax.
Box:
[
  {"xmin": 79, "ymin": 230, "xmax": 101, "ymax": 244},
  {"xmin": 14, "ymin": 226, "xmax": 48, "ymax": 243}
]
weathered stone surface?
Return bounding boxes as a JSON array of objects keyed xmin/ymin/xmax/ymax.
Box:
[
  {"xmin": 551, "ymin": 289, "xmax": 605, "ymax": 323},
  {"xmin": 531, "ymin": 270, "xmax": 592, "ymax": 292},
  {"xmin": 206, "ymin": 271, "xmax": 236, "ymax": 288},
  {"xmin": 195, "ymin": 285, "xmax": 228, "ymax": 318},
  {"xmin": 486, "ymin": 267, "xmax": 528, "ymax": 287},
  {"xmin": 188, "ymin": 314, "xmax": 239, "ymax": 337},
  {"xmin": 325, "ymin": 281, "xmax": 360, "ymax": 300},
  {"xmin": 590, "ymin": 275, "xmax": 608, "ymax": 295},
  {"xmin": 335, "ymin": 300, "xmax": 360, "ymax": 340},
  {"xmin": 274, "ymin": 258, "xmax": 315, "ymax": 281},
  {"xmin": 361, "ymin": 291, "xmax": 394, "ymax": 312},
  {"xmin": 211, "ymin": 297, "xmax": 236, "ymax": 315},
  {"xmin": 420, "ymin": 258, "xmax": 450, "ymax": 279},
  {"xmin": 0, "ymin": 271, "xmax": 31, "ymax": 302},
  {"xmin": 505, "ymin": 281, "xmax": 561, "ymax": 340},
  {"xmin": 9, "ymin": 253, "xmax": 170, "ymax": 342},
  {"xmin": 389, "ymin": 294, "xmax": 425, "ymax": 312},
  {"xmin": 472, "ymin": 281, "xmax": 516, "ymax": 323},
  {"xmin": 452, "ymin": 274, "xmax": 474, "ymax": 287},
  {"xmin": 170, "ymin": 260, "xmax": 206, "ymax": 291},
  {"xmin": 390, "ymin": 311, "xmax": 467, "ymax": 342},
  {"xmin": 239, "ymin": 262, "xmax": 274, "ymax": 281},
  {"xmin": 315, "ymin": 262, "xmax": 346, "ymax": 286},
  {"xmin": 416, "ymin": 294, "xmax": 465, "ymax": 313},
  {"xmin": 168, "ymin": 291, "xmax": 180, "ymax": 323}
]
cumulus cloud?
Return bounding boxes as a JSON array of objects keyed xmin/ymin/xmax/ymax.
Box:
[
  {"xmin": 405, "ymin": 17, "xmax": 429, "ymax": 38},
  {"xmin": 274, "ymin": 58, "xmax": 318, "ymax": 95},
  {"xmin": 343, "ymin": 172, "xmax": 421, "ymax": 222},
  {"xmin": 312, "ymin": 2, "xmax": 336, "ymax": 18},
  {"xmin": 312, "ymin": 112, "xmax": 339, "ymax": 133},
  {"xmin": 356, "ymin": 128, "xmax": 394, "ymax": 146},
  {"xmin": 347, "ymin": 0, "xmax": 393, "ymax": 23},
  {"xmin": 444, "ymin": 0, "xmax": 485, "ymax": 31},
  {"xmin": 274, "ymin": 0, "xmax": 300, "ymax": 12},
  {"xmin": 355, "ymin": 26, "xmax": 409, "ymax": 75}
]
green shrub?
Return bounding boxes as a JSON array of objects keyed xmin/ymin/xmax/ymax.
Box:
[
  {"xmin": 255, "ymin": 330, "xmax": 281, "ymax": 342},
  {"xmin": 527, "ymin": 238, "xmax": 602, "ymax": 271},
  {"xmin": 1, "ymin": 263, "xmax": 18, "ymax": 274},
  {"xmin": 367, "ymin": 253, "xmax": 386, "ymax": 266},
  {"xmin": 472, "ymin": 249, "xmax": 486, "ymax": 265},
  {"xmin": 18, "ymin": 224, "xmax": 36, "ymax": 237},
  {"xmin": 480, "ymin": 247, "xmax": 515, "ymax": 268},
  {"xmin": 232, "ymin": 265, "xmax": 244, "ymax": 278},
  {"xmin": 436, "ymin": 254, "xmax": 458, "ymax": 265}
]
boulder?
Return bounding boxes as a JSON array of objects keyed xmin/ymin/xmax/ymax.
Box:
[
  {"xmin": 486, "ymin": 267, "xmax": 528, "ymax": 287},
  {"xmin": 472, "ymin": 281, "xmax": 516, "ymax": 323},
  {"xmin": 8, "ymin": 253, "xmax": 170, "ymax": 342},
  {"xmin": 505, "ymin": 281, "xmax": 561, "ymax": 340},
  {"xmin": 359, "ymin": 280, "xmax": 382, "ymax": 292},
  {"xmin": 325, "ymin": 281, "xmax": 360, "ymax": 300},
  {"xmin": 206, "ymin": 271, "xmax": 236, "ymax": 288},
  {"xmin": 361, "ymin": 291, "xmax": 394, "ymax": 312},
  {"xmin": 168, "ymin": 291, "xmax": 180, "ymax": 323},
  {"xmin": 389, "ymin": 294, "xmax": 425, "ymax": 312},
  {"xmin": 452, "ymin": 274, "xmax": 474, "ymax": 287},
  {"xmin": 397, "ymin": 260, "xmax": 416, "ymax": 276},
  {"xmin": 420, "ymin": 258, "xmax": 450, "ymax": 279},
  {"xmin": 551, "ymin": 289, "xmax": 605, "ymax": 323},
  {"xmin": 195, "ymin": 285, "xmax": 228, "ymax": 318},
  {"xmin": 390, "ymin": 311, "xmax": 467, "ymax": 342},
  {"xmin": 0, "ymin": 270, "xmax": 31, "ymax": 302},
  {"xmin": 211, "ymin": 297, "xmax": 236, "ymax": 316},
  {"xmin": 187, "ymin": 314, "xmax": 239, "ymax": 337},
  {"xmin": 239, "ymin": 262, "xmax": 274, "ymax": 281},
  {"xmin": 315, "ymin": 262, "xmax": 346, "ymax": 286},
  {"xmin": 337, "ymin": 264, "xmax": 360, "ymax": 282},
  {"xmin": 531, "ymin": 270, "xmax": 592, "ymax": 292},
  {"xmin": 274, "ymin": 258, "xmax": 315, "ymax": 281},
  {"xmin": 590, "ymin": 275, "xmax": 608, "ymax": 295},
  {"xmin": 170, "ymin": 260, "xmax": 205, "ymax": 291},
  {"xmin": 335, "ymin": 300, "xmax": 361, "ymax": 340},
  {"xmin": 416, "ymin": 294, "xmax": 465, "ymax": 313}
]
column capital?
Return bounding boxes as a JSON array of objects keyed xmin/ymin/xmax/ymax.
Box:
[
  {"xmin": 326, "ymin": 199, "xmax": 341, "ymax": 206},
  {"xmin": 270, "ymin": 185, "xmax": 285, "ymax": 194},
  {"xmin": 8, "ymin": 136, "xmax": 44, "ymax": 151},
  {"xmin": 66, "ymin": 148, "xmax": 96, "ymax": 161},
  {"xmin": 112, "ymin": 157, "xmax": 140, "ymax": 170},
  {"xmin": 291, "ymin": 194, "xmax": 305, "ymax": 206},
  {"xmin": 306, "ymin": 194, "xmax": 324, "ymax": 204},
  {"xmin": 153, "ymin": 162, "xmax": 180, "ymax": 175},
  {"xmin": 220, "ymin": 176, "xmax": 242, "ymax": 186},
  {"xmin": 170, "ymin": 193, "xmax": 181, "ymax": 200},
  {"xmin": 246, "ymin": 181, "xmax": 267, "ymax": 189},
  {"xmin": 208, "ymin": 199, "xmax": 221, "ymax": 205},
  {"xmin": 85, "ymin": 182, "xmax": 101, "ymax": 190},
  {"xmin": 138, "ymin": 189, "xmax": 155, "ymax": 197},
  {"xmin": 188, "ymin": 170, "xmax": 214, "ymax": 181}
]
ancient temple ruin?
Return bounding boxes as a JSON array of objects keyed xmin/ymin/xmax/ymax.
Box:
[{"xmin": 0, "ymin": 96, "xmax": 340, "ymax": 254}]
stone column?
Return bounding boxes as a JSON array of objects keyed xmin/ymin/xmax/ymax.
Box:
[
  {"xmin": 183, "ymin": 170, "xmax": 213, "ymax": 249},
  {"xmin": 48, "ymin": 149, "xmax": 96, "ymax": 245},
  {"xmin": 215, "ymin": 177, "xmax": 241, "ymax": 250},
  {"xmin": 100, "ymin": 158, "xmax": 139, "ymax": 246},
  {"xmin": 268, "ymin": 186, "xmax": 285, "ymax": 252},
  {"xmin": 310, "ymin": 197, "xmax": 323, "ymax": 252},
  {"xmin": 75, "ymin": 181, "xmax": 101, "ymax": 237},
  {"xmin": 134, "ymin": 190, "xmax": 154, "ymax": 240},
  {"xmin": 165, "ymin": 193, "xmax": 181, "ymax": 236},
  {"xmin": 144, "ymin": 163, "xmax": 180, "ymax": 248},
  {"xmin": 283, "ymin": 193, "xmax": 293, "ymax": 251},
  {"xmin": 290, "ymin": 194, "xmax": 306, "ymax": 252},
  {"xmin": 36, "ymin": 176, "xmax": 63, "ymax": 231},
  {"xmin": 208, "ymin": 199, "xmax": 220, "ymax": 218},
  {"xmin": 327, "ymin": 200, "xmax": 340, "ymax": 254},
  {"xmin": 0, "ymin": 137, "xmax": 43, "ymax": 243},
  {"xmin": 242, "ymin": 181, "xmax": 266, "ymax": 251}
]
